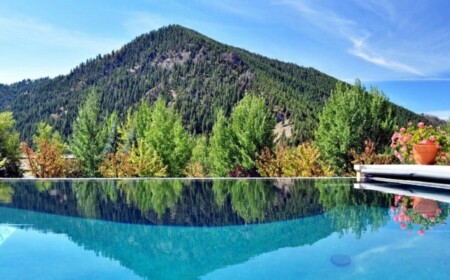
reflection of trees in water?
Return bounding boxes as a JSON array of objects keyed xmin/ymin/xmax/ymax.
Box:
[
  {"xmin": 131, "ymin": 180, "xmax": 183, "ymax": 216},
  {"xmin": 0, "ymin": 179, "xmax": 391, "ymax": 233},
  {"xmin": 317, "ymin": 179, "xmax": 392, "ymax": 238},
  {"xmin": 0, "ymin": 182, "xmax": 14, "ymax": 203},
  {"xmin": 213, "ymin": 180, "xmax": 274, "ymax": 223},
  {"xmin": 213, "ymin": 179, "xmax": 325, "ymax": 223}
]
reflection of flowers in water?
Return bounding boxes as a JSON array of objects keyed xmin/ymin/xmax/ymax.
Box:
[{"xmin": 391, "ymin": 195, "xmax": 447, "ymax": 236}]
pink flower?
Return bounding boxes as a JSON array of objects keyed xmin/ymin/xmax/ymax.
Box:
[
  {"xmin": 422, "ymin": 213, "xmax": 428, "ymax": 218},
  {"xmin": 408, "ymin": 121, "xmax": 413, "ymax": 126},
  {"xmin": 421, "ymin": 140, "xmax": 428, "ymax": 144},
  {"xmin": 401, "ymin": 146, "xmax": 407, "ymax": 152},
  {"xmin": 418, "ymin": 122, "xmax": 425, "ymax": 128},
  {"xmin": 394, "ymin": 195, "xmax": 402, "ymax": 206},
  {"xmin": 391, "ymin": 132, "xmax": 399, "ymax": 141},
  {"xmin": 390, "ymin": 143, "xmax": 396, "ymax": 148},
  {"xmin": 405, "ymin": 216, "xmax": 412, "ymax": 223},
  {"xmin": 400, "ymin": 223, "xmax": 406, "ymax": 230},
  {"xmin": 430, "ymin": 216, "xmax": 436, "ymax": 222},
  {"xmin": 390, "ymin": 206, "xmax": 396, "ymax": 211},
  {"xmin": 400, "ymin": 127, "xmax": 406, "ymax": 133},
  {"xmin": 429, "ymin": 125, "xmax": 433, "ymax": 128},
  {"xmin": 436, "ymin": 208, "xmax": 442, "ymax": 215},
  {"xmin": 418, "ymin": 229, "xmax": 425, "ymax": 236},
  {"xmin": 393, "ymin": 215, "xmax": 399, "ymax": 222},
  {"xmin": 429, "ymin": 136, "xmax": 436, "ymax": 142}
]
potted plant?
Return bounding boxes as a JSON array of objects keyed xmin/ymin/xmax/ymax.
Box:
[{"xmin": 391, "ymin": 122, "xmax": 448, "ymax": 165}]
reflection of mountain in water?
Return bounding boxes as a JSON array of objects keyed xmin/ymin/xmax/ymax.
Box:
[
  {"xmin": 0, "ymin": 206, "xmax": 337, "ymax": 279},
  {"xmin": 0, "ymin": 179, "xmax": 393, "ymax": 279}
]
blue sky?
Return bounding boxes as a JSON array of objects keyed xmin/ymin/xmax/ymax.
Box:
[{"xmin": 1, "ymin": 0, "xmax": 449, "ymax": 120}]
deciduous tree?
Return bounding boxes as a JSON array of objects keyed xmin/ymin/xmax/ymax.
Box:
[{"xmin": 0, "ymin": 112, "xmax": 21, "ymax": 177}]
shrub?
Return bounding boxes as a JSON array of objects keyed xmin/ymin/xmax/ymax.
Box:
[{"xmin": 350, "ymin": 140, "xmax": 395, "ymax": 165}]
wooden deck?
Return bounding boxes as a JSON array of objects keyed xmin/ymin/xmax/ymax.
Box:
[{"xmin": 354, "ymin": 164, "xmax": 450, "ymax": 190}]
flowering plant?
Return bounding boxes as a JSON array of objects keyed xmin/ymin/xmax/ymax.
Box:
[
  {"xmin": 391, "ymin": 122, "xmax": 448, "ymax": 163},
  {"xmin": 391, "ymin": 195, "xmax": 448, "ymax": 235}
]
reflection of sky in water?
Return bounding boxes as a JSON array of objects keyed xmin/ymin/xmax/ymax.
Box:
[
  {"xmin": 203, "ymin": 220, "xmax": 450, "ymax": 280},
  {"xmin": 0, "ymin": 179, "xmax": 449, "ymax": 279},
  {"xmin": 0, "ymin": 225, "xmax": 15, "ymax": 245},
  {"xmin": 0, "ymin": 225, "xmax": 141, "ymax": 280},
  {"xmin": 1, "ymin": 207, "xmax": 450, "ymax": 280}
]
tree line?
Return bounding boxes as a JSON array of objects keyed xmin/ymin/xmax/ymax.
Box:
[{"xmin": 2, "ymin": 80, "xmax": 447, "ymax": 178}]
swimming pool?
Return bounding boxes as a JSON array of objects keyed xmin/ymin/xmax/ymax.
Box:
[{"xmin": 0, "ymin": 179, "xmax": 449, "ymax": 279}]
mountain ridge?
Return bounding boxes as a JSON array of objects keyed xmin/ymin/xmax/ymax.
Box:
[{"xmin": 0, "ymin": 25, "xmax": 428, "ymax": 142}]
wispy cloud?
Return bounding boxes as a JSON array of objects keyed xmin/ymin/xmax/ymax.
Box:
[
  {"xmin": 349, "ymin": 37, "xmax": 422, "ymax": 75},
  {"xmin": 278, "ymin": 0, "xmax": 450, "ymax": 79}
]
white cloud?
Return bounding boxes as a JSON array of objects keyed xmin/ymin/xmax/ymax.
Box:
[
  {"xmin": 349, "ymin": 37, "xmax": 422, "ymax": 75},
  {"xmin": 278, "ymin": 0, "xmax": 450, "ymax": 79}
]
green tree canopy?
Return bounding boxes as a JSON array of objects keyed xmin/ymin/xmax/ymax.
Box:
[
  {"xmin": 230, "ymin": 94, "xmax": 276, "ymax": 170},
  {"xmin": 209, "ymin": 110, "xmax": 234, "ymax": 176},
  {"xmin": 315, "ymin": 81, "xmax": 395, "ymax": 174},
  {"xmin": 0, "ymin": 112, "xmax": 21, "ymax": 177},
  {"xmin": 70, "ymin": 89, "xmax": 109, "ymax": 177},
  {"xmin": 142, "ymin": 98, "xmax": 193, "ymax": 177}
]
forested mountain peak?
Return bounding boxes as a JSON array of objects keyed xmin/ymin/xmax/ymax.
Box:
[{"xmin": 0, "ymin": 25, "xmax": 425, "ymax": 142}]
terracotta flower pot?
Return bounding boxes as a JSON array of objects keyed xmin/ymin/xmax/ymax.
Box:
[
  {"xmin": 413, "ymin": 143, "xmax": 438, "ymax": 165},
  {"xmin": 412, "ymin": 197, "xmax": 438, "ymax": 216}
]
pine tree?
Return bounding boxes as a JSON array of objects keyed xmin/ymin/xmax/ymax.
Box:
[
  {"xmin": 315, "ymin": 81, "xmax": 395, "ymax": 174},
  {"xmin": 70, "ymin": 89, "xmax": 109, "ymax": 177}
]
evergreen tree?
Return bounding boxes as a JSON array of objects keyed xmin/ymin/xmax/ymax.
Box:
[
  {"xmin": 70, "ymin": 89, "xmax": 109, "ymax": 177},
  {"xmin": 0, "ymin": 112, "xmax": 21, "ymax": 177},
  {"xmin": 315, "ymin": 81, "xmax": 395, "ymax": 174}
]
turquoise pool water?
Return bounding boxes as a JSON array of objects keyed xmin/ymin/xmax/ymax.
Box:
[{"xmin": 0, "ymin": 179, "xmax": 449, "ymax": 279}]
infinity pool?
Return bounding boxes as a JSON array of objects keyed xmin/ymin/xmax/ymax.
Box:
[{"xmin": 0, "ymin": 179, "xmax": 449, "ymax": 279}]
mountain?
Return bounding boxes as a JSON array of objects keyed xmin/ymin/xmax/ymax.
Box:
[{"xmin": 0, "ymin": 25, "xmax": 426, "ymax": 142}]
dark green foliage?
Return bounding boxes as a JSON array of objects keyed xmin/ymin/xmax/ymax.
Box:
[
  {"xmin": 315, "ymin": 81, "xmax": 396, "ymax": 174},
  {"xmin": 0, "ymin": 25, "xmax": 337, "ymax": 143},
  {"xmin": 0, "ymin": 25, "xmax": 432, "ymax": 147},
  {"xmin": 0, "ymin": 112, "xmax": 21, "ymax": 177},
  {"xmin": 70, "ymin": 90, "xmax": 110, "ymax": 177}
]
